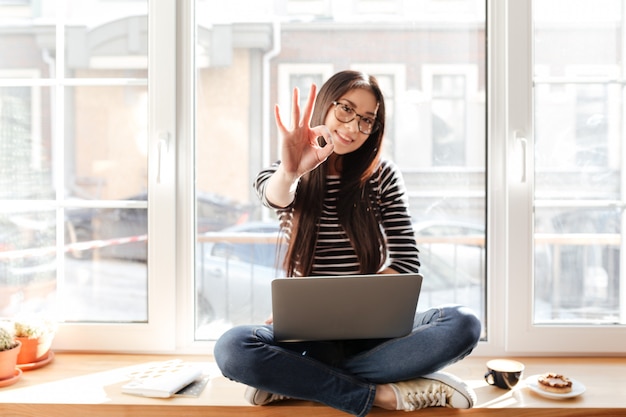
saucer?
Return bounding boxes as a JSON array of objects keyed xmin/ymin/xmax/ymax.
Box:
[
  {"xmin": 17, "ymin": 350, "xmax": 55, "ymax": 371},
  {"xmin": 525, "ymin": 374, "xmax": 586, "ymax": 399},
  {"xmin": 0, "ymin": 368, "xmax": 22, "ymax": 388}
]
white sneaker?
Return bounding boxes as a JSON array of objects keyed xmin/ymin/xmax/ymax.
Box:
[
  {"xmin": 390, "ymin": 371, "xmax": 476, "ymax": 411},
  {"xmin": 244, "ymin": 386, "xmax": 289, "ymax": 406}
]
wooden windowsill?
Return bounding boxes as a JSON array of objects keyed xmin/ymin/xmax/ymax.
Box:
[{"xmin": 0, "ymin": 353, "xmax": 625, "ymax": 416}]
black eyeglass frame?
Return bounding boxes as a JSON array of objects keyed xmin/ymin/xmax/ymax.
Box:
[{"xmin": 331, "ymin": 101, "xmax": 380, "ymax": 135}]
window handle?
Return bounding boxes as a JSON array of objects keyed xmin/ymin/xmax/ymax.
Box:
[{"xmin": 157, "ymin": 131, "xmax": 170, "ymax": 184}]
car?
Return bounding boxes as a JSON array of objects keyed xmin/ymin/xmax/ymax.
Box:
[
  {"xmin": 195, "ymin": 219, "xmax": 489, "ymax": 330},
  {"xmin": 412, "ymin": 220, "xmax": 485, "ymax": 289},
  {"xmin": 195, "ymin": 221, "xmax": 285, "ymax": 329},
  {"xmin": 65, "ymin": 192, "xmax": 253, "ymax": 261},
  {"xmin": 411, "ymin": 220, "xmax": 486, "ymax": 323}
]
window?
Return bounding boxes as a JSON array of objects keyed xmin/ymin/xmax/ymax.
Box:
[
  {"xmin": 3, "ymin": 0, "xmax": 622, "ymax": 355},
  {"xmin": 194, "ymin": 0, "xmax": 487, "ymax": 343},
  {"xmin": 423, "ymin": 66, "xmax": 480, "ymax": 166},
  {"xmin": 0, "ymin": 0, "xmax": 176, "ymax": 351},
  {"xmin": 532, "ymin": 3, "xmax": 622, "ymax": 325},
  {"xmin": 505, "ymin": 0, "xmax": 626, "ymax": 353}
]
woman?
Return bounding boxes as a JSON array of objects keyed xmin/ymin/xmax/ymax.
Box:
[{"xmin": 215, "ymin": 70, "xmax": 481, "ymax": 416}]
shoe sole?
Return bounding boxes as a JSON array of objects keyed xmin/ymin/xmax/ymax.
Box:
[
  {"xmin": 244, "ymin": 386, "xmax": 270, "ymax": 405},
  {"xmin": 422, "ymin": 371, "xmax": 476, "ymax": 408}
]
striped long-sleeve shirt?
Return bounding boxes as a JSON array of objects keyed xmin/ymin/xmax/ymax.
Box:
[{"xmin": 254, "ymin": 159, "xmax": 420, "ymax": 276}]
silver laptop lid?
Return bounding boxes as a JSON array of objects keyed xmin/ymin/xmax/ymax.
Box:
[{"xmin": 271, "ymin": 273, "xmax": 422, "ymax": 342}]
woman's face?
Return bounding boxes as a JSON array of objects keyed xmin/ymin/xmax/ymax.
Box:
[{"xmin": 324, "ymin": 88, "xmax": 379, "ymax": 155}]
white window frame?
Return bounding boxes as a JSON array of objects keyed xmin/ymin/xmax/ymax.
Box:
[
  {"xmin": 175, "ymin": 0, "xmax": 200, "ymax": 352},
  {"xmin": 52, "ymin": 0, "xmax": 177, "ymax": 352},
  {"xmin": 502, "ymin": 0, "xmax": 626, "ymax": 354}
]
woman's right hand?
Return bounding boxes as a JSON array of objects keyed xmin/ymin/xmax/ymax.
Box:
[{"xmin": 274, "ymin": 84, "xmax": 335, "ymax": 179}]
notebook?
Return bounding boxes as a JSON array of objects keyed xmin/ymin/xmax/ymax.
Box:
[{"xmin": 271, "ymin": 273, "xmax": 423, "ymax": 342}]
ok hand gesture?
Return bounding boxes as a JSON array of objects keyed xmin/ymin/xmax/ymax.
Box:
[{"xmin": 274, "ymin": 84, "xmax": 335, "ymax": 179}]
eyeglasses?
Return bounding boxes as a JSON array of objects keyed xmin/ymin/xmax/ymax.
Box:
[{"xmin": 332, "ymin": 101, "xmax": 379, "ymax": 135}]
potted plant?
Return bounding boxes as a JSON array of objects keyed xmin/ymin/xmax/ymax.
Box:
[
  {"xmin": 0, "ymin": 325, "xmax": 20, "ymax": 380},
  {"xmin": 13, "ymin": 316, "xmax": 57, "ymax": 365}
]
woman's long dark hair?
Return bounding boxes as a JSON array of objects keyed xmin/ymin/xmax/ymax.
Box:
[{"xmin": 284, "ymin": 70, "xmax": 387, "ymax": 276}]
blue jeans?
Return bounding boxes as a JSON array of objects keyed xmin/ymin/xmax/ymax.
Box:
[{"xmin": 214, "ymin": 305, "xmax": 481, "ymax": 417}]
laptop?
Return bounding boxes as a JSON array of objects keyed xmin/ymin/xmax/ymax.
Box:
[{"xmin": 271, "ymin": 273, "xmax": 423, "ymax": 342}]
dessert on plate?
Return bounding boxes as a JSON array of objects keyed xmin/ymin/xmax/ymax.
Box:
[{"xmin": 537, "ymin": 372, "xmax": 573, "ymax": 394}]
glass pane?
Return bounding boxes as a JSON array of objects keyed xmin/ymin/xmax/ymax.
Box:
[
  {"xmin": 63, "ymin": 204, "xmax": 148, "ymax": 322},
  {"xmin": 63, "ymin": 207, "xmax": 148, "ymax": 322},
  {"xmin": 195, "ymin": 0, "xmax": 487, "ymax": 340},
  {"xmin": 0, "ymin": 86, "xmax": 53, "ymax": 199},
  {"xmin": 0, "ymin": 1, "xmax": 149, "ymax": 324},
  {"xmin": 62, "ymin": 85, "xmax": 149, "ymax": 322},
  {"xmin": 0, "ymin": 207, "xmax": 56, "ymax": 315},
  {"xmin": 67, "ymin": 85, "xmax": 148, "ymax": 200},
  {"xmin": 0, "ymin": 83, "xmax": 56, "ymax": 315},
  {"xmin": 533, "ymin": 0, "xmax": 624, "ymax": 324}
]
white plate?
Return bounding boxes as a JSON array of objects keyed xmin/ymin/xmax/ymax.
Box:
[{"xmin": 525, "ymin": 374, "xmax": 586, "ymax": 399}]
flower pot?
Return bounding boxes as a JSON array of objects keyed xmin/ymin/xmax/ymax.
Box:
[
  {"xmin": 16, "ymin": 335, "xmax": 53, "ymax": 365},
  {"xmin": 0, "ymin": 340, "xmax": 21, "ymax": 380}
]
